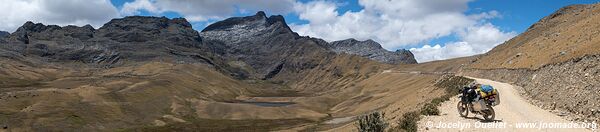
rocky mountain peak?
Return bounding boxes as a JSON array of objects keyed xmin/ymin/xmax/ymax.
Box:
[
  {"xmin": 97, "ymin": 16, "xmax": 199, "ymax": 43},
  {"xmin": 201, "ymin": 11, "xmax": 292, "ymax": 33},
  {"xmin": 266, "ymin": 15, "xmax": 291, "ymax": 31},
  {"xmin": 199, "ymin": 11, "xmax": 298, "ymax": 55},
  {"xmin": 99, "ymin": 16, "xmax": 193, "ymax": 31},
  {"xmin": 202, "ymin": 11, "xmax": 267, "ymax": 32},
  {"xmin": 199, "ymin": 11, "xmax": 325, "ymax": 79},
  {"xmin": 7, "ymin": 22, "xmax": 62, "ymax": 44},
  {"xmin": 16, "ymin": 21, "xmax": 62, "ymax": 33},
  {"xmin": 0, "ymin": 16, "xmax": 209, "ymax": 67},
  {"xmin": 395, "ymin": 49, "xmax": 412, "ymax": 53},
  {"xmin": 332, "ymin": 38, "xmax": 383, "ymax": 49},
  {"xmin": 256, "ymin": 11, "xmax": 267, "ymax": 17},
  {"xmin": 7, "ymin": 22, "xmax": 97, "ymax": 44},
  {"xmin": 329, "ymin": 38, "xmax": 417, "ymax": 64}
]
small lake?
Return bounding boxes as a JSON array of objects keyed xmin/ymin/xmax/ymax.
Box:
[{"xmin": 241, "ymin": 101, "xmax": 295, "ymax": 107}]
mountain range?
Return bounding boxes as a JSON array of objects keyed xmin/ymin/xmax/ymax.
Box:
[
  {"xmin": 0, "ymin": 10, "xmax": 418, "ymax": 131},
  {"xmin": 0, "ymin": 3, "xmax": 599, "ymax": 131}
]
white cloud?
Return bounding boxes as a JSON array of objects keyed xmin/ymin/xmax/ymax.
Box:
[
  {"xmin": 410, "ymin": 24, "xmax": 516, "ymax": 62},
  {"xmin": 121, "ymin": 0, "xmax": 296, "ymax": 22},
  {"xmin": 291, "ymin": 0, "xmax": 516, "ymax": 63},
  {"xmin": 120, "ymin": 0, "xmax": 159, "ymax": 16},
  {"xmin": 359, "ymin": 0, "xmax": 471, "ymax": 19},
  {"xmin": 293, "ymin": 1, "xmax": 338, "ymax": 24},
  {"xmin": 0, "ymin": 0, "xmax": 120, "ymax": 32}
]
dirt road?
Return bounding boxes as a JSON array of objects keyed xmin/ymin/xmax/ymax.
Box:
[{"xmin": 417, "ymin": 77, "xmax": 595, "ymax": 132}]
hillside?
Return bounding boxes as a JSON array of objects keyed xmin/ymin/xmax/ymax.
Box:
[
  {"xmin": 463, "ymin": 3, "xmax": 600, "ymax": 124},
  {"xmin": 470, "ymin": 4, "xmax": 600, "ymax": 70},
  {"xmin": 346, "ymin": 3, "xmax": 600, "ymax": 129},
  {"xmin": 391, "ymin": 3, "xmax": 600, "ymax": 125}
]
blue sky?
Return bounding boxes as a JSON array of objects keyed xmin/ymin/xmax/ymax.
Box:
[
  {"xmin": 427, "ymin": 0, "xmax": 600, "ymax": 47},
  {"xmin": 109, "ymin": 0, "xmax": 598, "ymax": 36},
  {"xmin": 1, "ymin": 0, "xmax": 599, "ymax": 62}
]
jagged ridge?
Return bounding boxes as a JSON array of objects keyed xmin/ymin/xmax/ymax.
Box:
[
  {"xmin": 329, "ymin": 38, "xmax": 417, "ymax": 64},
  {"xmin": 0, "ymin": 11, "xmax": 417, "ymax": 81},
  {"xmin": 0, "ymin": 16, "xmax": 212, "ymax": 66}
]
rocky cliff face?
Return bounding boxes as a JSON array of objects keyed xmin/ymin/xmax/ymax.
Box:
[
  {"xmin": 0, "ymin": 16, "xmax": 213, "ymax": 66},
  {"xmin": 329, "ymin": 39, "xmax": 417, "ymax": 64},
  {"xmin": 201, "ymin": 11, "xmax": 334, "ymax": 80}
]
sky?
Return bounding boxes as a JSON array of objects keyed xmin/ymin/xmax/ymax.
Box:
[{"xmin": 1, "ymin": 0, "xmax": 599, "ymax": 62}]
